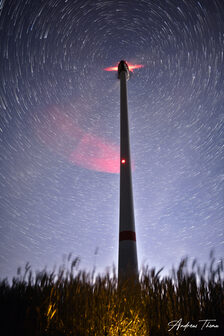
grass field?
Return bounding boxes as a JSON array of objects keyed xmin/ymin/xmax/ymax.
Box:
[{"xmin": 0, "ymin": 253, "xmax": 223, "ymax": 335}]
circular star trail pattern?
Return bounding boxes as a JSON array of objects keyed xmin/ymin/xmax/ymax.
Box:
[{"xmin": 0, "ymin": 0, "xmax": 223, "ymax": 280}]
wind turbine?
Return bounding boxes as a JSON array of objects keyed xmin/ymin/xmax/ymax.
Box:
[{"xmin": 104, "ymin": 60, "xmax": 143, "ymax": 283}]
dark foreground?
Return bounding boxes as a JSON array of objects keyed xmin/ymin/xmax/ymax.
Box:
[{"xmin": 0, "ymin": 255, "xmax": 223, "ymax": 336}]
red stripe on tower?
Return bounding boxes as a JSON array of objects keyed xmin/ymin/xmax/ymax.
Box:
[{"xmin": 119, "ymin": 231, "xmax": 136, "ymax": 242}]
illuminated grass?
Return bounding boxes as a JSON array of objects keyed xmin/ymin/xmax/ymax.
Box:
[{"xmin": 0, "ymin": 254, "xmax": 223, "ymax": 335}]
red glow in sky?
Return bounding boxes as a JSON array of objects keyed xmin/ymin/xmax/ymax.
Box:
[
  {"xmin": 69, "ymin": 133, "xmax": 120, "ymax": 173},
  {"xmin": 104, "ymin": 62, "xmax": 144, "ymax": 72},
  {"xmin": 36, "ymin": 106, "xmax": 120, "ymax": 174}
]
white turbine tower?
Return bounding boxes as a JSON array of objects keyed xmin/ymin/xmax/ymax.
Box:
[{"xmin": 104, "ymin": 60, "xmax": 143, "ymax": 284}]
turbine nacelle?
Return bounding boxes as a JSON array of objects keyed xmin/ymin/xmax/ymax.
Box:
[
  {"xmin": 104, "ymin": 61, "xmax": 144, "ymax": 81},
  {"xmin": 118, "ymin": 60, "xmax": 130, "ymax": 80}
]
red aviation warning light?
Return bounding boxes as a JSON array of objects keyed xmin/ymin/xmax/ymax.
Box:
[
  {"xmin": 104, "ymin": 62, "xmax": 144, "ymax": 72},
  {"xmin": 121, "ymin": 159, "xmax": 126, "ymax": 164}
]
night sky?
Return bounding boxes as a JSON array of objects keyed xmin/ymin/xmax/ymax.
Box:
[{"xmin": 0, "ymin": 0, "xmax": 223, "ymax": 281}]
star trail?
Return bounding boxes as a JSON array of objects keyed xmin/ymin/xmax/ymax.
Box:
[{"xmin": 0, "ymin": 0, "xmax": 223, "ymax": 281}]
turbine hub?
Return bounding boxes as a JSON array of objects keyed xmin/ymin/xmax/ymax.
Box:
[{"xmin": 118, "ymin": 60, "xmax": 130, "ymax": 80}]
